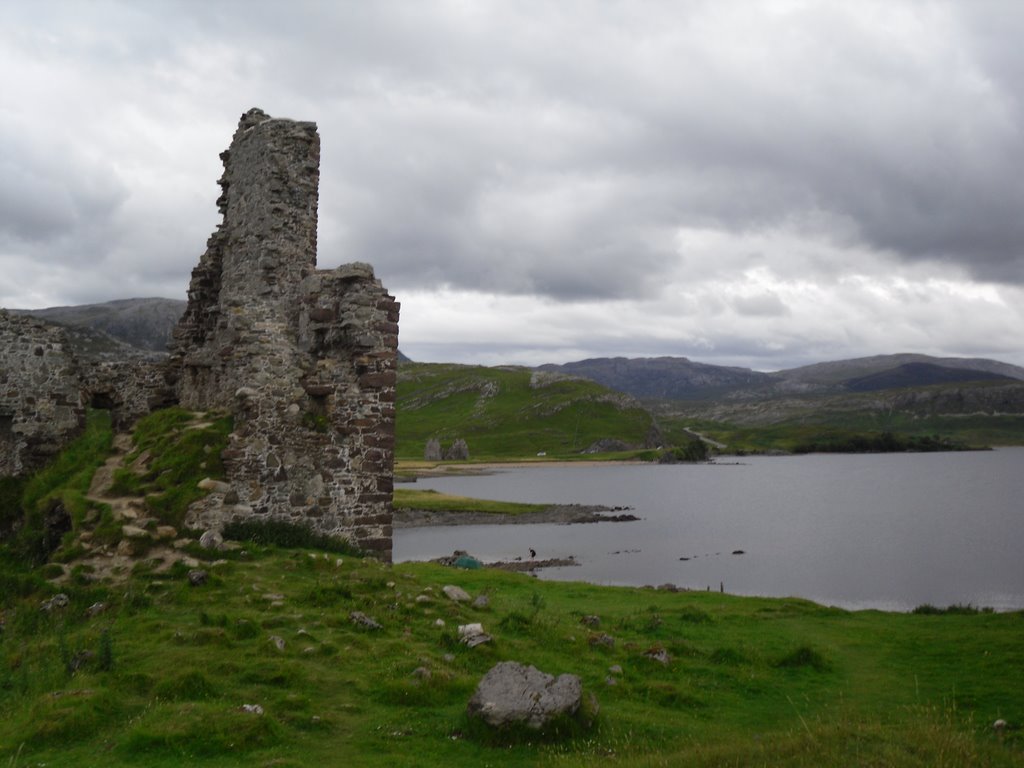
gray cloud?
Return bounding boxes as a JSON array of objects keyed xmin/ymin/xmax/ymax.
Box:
[{"xmin": 2, "ymin": 1, "xmax": 1023, "ymax": 367}]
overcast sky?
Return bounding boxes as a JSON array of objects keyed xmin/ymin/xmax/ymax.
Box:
[{"xmin": 2, "ymin": 1, "xmax": 1022, "ymax": 370}]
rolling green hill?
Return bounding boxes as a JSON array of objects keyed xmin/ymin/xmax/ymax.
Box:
[{"xmin": 396, "ymin": 363, "xmax": 660, "ymax": 461}]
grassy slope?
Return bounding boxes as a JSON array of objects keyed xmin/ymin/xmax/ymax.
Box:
[
  {"xmin": 396, "ymin": 363, "xmax": 655, "ymax": 461},
  {"xmin": 1, "ymin": 554, "xmax": 1022, "ymax": 767},
  {"xmin": 658, "ymin": 406, "xmax": 1024, "ymax": 454}
]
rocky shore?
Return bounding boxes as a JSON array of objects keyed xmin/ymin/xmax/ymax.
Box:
[
  {"xmin": 430, "ymin": 550, "xmax": 580, "ymax": 573},
  {"xmin": 393, "ymin": 503, "xmax": 638, "ymax": 528}
]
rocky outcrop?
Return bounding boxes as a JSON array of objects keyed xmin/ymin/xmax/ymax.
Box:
[{"xmin": 168, "ymin": 108, "xmax": 399, "ymax": 558}]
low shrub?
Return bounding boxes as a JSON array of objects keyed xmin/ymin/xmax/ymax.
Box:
[{"xmin": 222, "ymin": 519, "xmax": 362, "ymax": 556}]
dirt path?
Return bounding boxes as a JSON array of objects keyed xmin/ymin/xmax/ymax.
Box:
[{"xmin": 55, "ymin": 431, "xmax": 202, "ymax": 584}]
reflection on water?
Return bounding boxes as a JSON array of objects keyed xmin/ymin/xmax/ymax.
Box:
[{"xmin": 394, "ymin": 448, "xmax": 1024, "ymax": 612}]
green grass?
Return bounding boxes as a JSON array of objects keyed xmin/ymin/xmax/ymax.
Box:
[
  {"xmin": 659, "ymin": 414, "xmax": 1024, "ymax": 455},
  {"xmin": 0, "ymin": 551, "xmax": 1021, "ymax": 766},
  {"xmin": 4, "ymin": 409, "xmax": 113, "ymax": 563},
  {"xmin": 108, "ymin": 407, "xmax": 232, "ymax": 529},
  {"xmin": 396, "ymin": 363, "xmax": 656, "ymax": 461},
  {"xmin": 394, "ymin": 488, "xmax": 549, "ymax": 516}
]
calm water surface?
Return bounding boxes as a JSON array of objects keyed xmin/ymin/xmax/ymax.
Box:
[{"xmin": 394, "ymin": 449, "xmax": 1024, "ymax": 611}]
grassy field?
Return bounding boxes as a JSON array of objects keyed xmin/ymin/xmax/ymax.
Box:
[
  {"xmin": 1, "ymin": 549, "xmax": 1022, "ymax": 766},
  {"xmin": 396, "ymin": 363, "xmax": 656, "ymax": 460}
]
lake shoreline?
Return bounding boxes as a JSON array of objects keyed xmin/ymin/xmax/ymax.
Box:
[
  {"xmin": 394, "ymin": 503, "xmax": 639, "ymax": 528},
  {"xmin": 394, "ymin": 451, "xmax": 1024, "ymax": 612}
]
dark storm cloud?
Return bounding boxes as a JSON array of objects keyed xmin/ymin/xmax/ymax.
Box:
[{"xmin": 285, "ymin": 1, "xmax": 1024, "ymax": 293}]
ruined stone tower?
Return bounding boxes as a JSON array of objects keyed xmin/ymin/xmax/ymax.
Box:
[{"xmin": 169, "ymin": 108, "xmax": 399, "ymax": 558}]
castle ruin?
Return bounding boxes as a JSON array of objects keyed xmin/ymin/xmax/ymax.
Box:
[
  {"xmin": 0, "ymin": 312, "xmax": 85, "ymax": 476},
  {"xmin": 1, "ymin": 108, "xmax": 399, "ymax": 559}
]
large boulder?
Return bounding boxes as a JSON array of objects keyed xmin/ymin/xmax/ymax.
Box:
[
  {"xmin": 467, "ymin": 661, "xmax": 587, "ymax": 731},
  {"xmin": 424, "ymin": 438, "xmax": 442, "ymax": 461}
]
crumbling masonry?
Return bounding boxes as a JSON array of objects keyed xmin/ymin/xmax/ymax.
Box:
[
  {"xmin": 168, "ymin": 108, "xmax": 399, "ymax": 558},
  {"xmin": 0, "ymin": 312, "xmax": 85, "ymax": 476},
  {"xmin": 0, "ymin": 108, "xmax": 399, "ymax": 559}
]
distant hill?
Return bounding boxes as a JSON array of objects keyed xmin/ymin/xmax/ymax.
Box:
[
  {"xmin": 539, "ymin": 353, "xmax": 1024, "ymax": 401},
  {"xmin": 14, "ymin": 297, "xmax": 185, "ymax": 354},
  {"xmin": 396, "ymin": 362, "xmax": 661, "ymax": 459},
  {"xmin": 845, "ymin": 362, "xmax": 1018, "ymax": 392},
  {"xmin": 775, "ymin": 353, "xmax": 1024, "ymax": 389},
  {"xmin": 537, "ymin": 356, "xmax": 774, "ymax": 400}
]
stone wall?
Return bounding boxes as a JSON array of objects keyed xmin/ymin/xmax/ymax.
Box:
[
  {"xmin": 81, "ymin": 361, "xmax": 176, "ymax": 431},
  {"xmin": 0, "ymin": 311, "xmax": 86, "ymax": 476},
  {"xmin": 0, "ymin": 310, "xmax": 179, "ymax": 475},
  {"xmin": 169, "ymin": 108, "xmax": 399, "ymax": 559}
]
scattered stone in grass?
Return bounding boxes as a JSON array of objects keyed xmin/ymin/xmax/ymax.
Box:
[
  {"xmin": 589, "ymin": 634, "xmax": 615, "ymax": 648},
  {"xmin": 467, "ymin": 661, "xmax": 587, "ymax": 731},
  {"xmin": 335, "ymin": 558, "xmax": 344, "ymax": 567},
  {"xmin": 434, "ymin": 619, "xmax": 446, "ymax": 627},
  {"xmin": 241, "ymin": 703, "xmax": 264, "ymax": 715},
  {"xmin": 350, "ymin": 611, "xmax": 382, "ymax": 630},
  {"xmin": 387, "ymin": 581, "xmax": 396, "ymax": 588},
  {"xmin": 580, "ymin": 615, "xmax": 601, "ymax": 628},
  {"xmin": 197, "ymin": 478, "xmax": 231, "ymax": 494},
  {"xmin": 155, "ymin": 525, "xmax": 178, "ymax": 540},
  {"xmin": 605, "ymin": 676, "xmax": 617, "ymax": 686},
  {"xmin": 412, "ymin": 666, "xmax": 432, "ymax": 680},
  {"xmin": 84, "ymin": 602, "xmax": 107, "ymax": 618},
  {"xmin": 443, "ymin": 653, "xmax": 455, "ymax": 663},
  {"xmin": 302, "ymin": 646, "xmax": 316, "ymax": 655},
  {"xmin": 263, "ymin": 593, "xmax": 285, "ymax": 601},
  {"xmin": 199, "ymin": 530, "xmax": 223, "ymax": 550},
  {"xmin": 608, "ymin": 664, "xmax": 623, "ymax": 675},
  {"xmin": 994, "ymin": 719, "xmax": 1008, "ymax": 731},
  {"xmin": 188, "ymin": 569, "xmax": 208, "ymax": 587},
  {"xmin": 443, "ymin": 585, "xmax": 472, "ymax": 603},
  {"xmin": 415, "ymin": 595, "xmax": 432, "ymax": 604},
  {"xmin": 472, "ymin": 594, "xmax": 490, "ymax": 609},
  {"xmin": 121, "ymin": 524, "xmax": 150, "ymax": 539},
  {"xmin": 297, "ymin": 628, "xmax": 312, "ymax": 637},
  {"xmin": 643, "ymin": 647, "xmax": 671, "ymax": 665},
  {"xmin": 458, "ymin": 623, "xmax": 492, "ymax": 648},
  {"xmin": 41, "ymin": 593, "xmax": 70, "ymax": 612},
  {"xmin": 269, "ymin": 635, "xmax": 286, "ymax": 651},
  {"xmin": 117, "ymin": 540, "xmax": 137, "ymax": 556}
]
